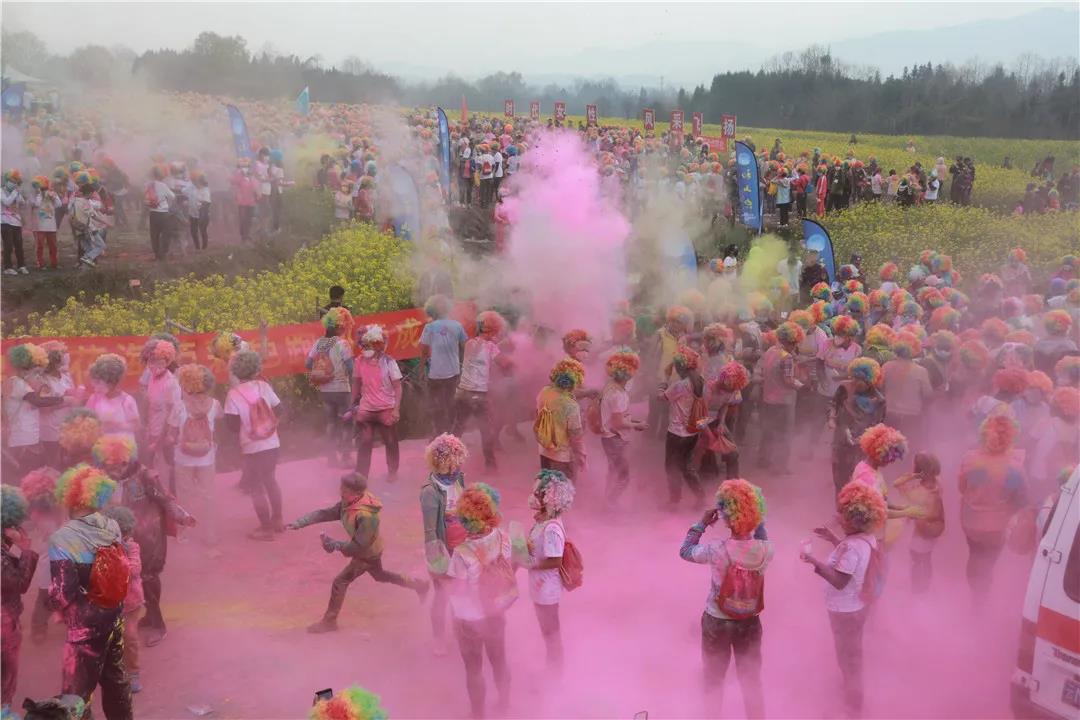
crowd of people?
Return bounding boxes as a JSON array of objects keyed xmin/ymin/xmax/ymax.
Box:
[{"xmin": 2, "ymin": 201, "xmax": 1079, "ymax": 717}]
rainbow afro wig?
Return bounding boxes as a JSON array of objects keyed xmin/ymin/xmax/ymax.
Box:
[
  {"xmin": 1, "ymin": 485, "xmax": 29, "ymax": 529},
  {"xmin": 810, "ymin": 282, "xmax": 831, "ymax": 302},
  {"xmin": 993, "ymin": 367, "xmax": 1029, "ymax": 395},
  {"xmin": 787, "ymin": 309, "xmax": 813, "ymax": 331},
  {"xmin": 605, "ymin": 349, "xmax": 640, "ymax": 382},
  {"xmin": 867, "ymin": 289, "xmax": 889, "ymax": 312},
  {"xmin": 878, "ymin": 262, "xmax": 898, "ymax": 282},
  {"xmin": 548, "ymin": 357, "xmax": 585, "ymax": 390},
  {"xmin": 980, "ymin": 318, "xmax": 1009, "ymax": 345},
  {"xmin": 836, "ymin": 480, "xmax": 888, "ymax": 535},
  {"xmin": 848, "ymin": 357, "xmax": 883, "ymax": 388},
  {"xmin": 477, "ymin": 310, "xmax": 508, "ymax": 338},
  {"xmin": 1023, "ymin": 294, "xmax": 1045, "ymax": 316},
  {"xmin": 7, "ymin": 343, "xmax": 48, "ymax": 371},
  {"xmin": 140, "ymin": 339, "xmax": 177, "ymax": 366},
  {"xmin": 59, "ymin": 408, "xmax": 103, "ymax": 455},
  {"xmin": 714, "ymin": 478, "xmax": 766, "ymax": 537},
  {"xmin": 424, "ymin": 433, "xmax": 468, "ymax": 475},
  {"xmin": 1005, "ymin": 329, "xmax": 1036, "ymax": 347},
  {"xmin": 665, "ymin": 305, "xmax": 694, "ymax": 330},
  {"xmin": 1051, "ymin": 386, "xmax": 1080, "ymax": 421},
  {"xmin": 610, "ymin": 315, "xmax": 636, "ymax": 344},
  {"xmin": 891, "ymin": 332, "xmax": 922, "ymax": 360},
  {"xmin": 309, "ymin": 686, "xmax": 388, "ymax": 720},
  {"xmin": 865, "ymin": 323, "xmax": 896, "ymax": 349},
  {"xmin": 928, "ymin": 306, "xmax": 960, "ymax": 333},
  {"xmin": 91, "ymin": 435, "xmax": 138, "ymax": 468},
  {"xmin": 859, "ymin": 423, "xmax": 906, "ymax": 466},
  {"xmin": 672, "ymin": 344, "xmax": 701, "ymax": 371},
  {"xmin": 425, "ymin": 294, "xmax": 452, "ymax": 319},
  {"xmin": 210, "ymin": 332, "xmax": 244, "ymax": 360},
  {"xmin": 809, "ymin": 300, "xmax": 834, "ymax": 326},
  {"xmin": 846, "ymin": 292, "xmax": 868, "ymax": 316},
  {"xmin": 88, "ymin": 353, "xmax": 127, "ymax": 387},
  {"xmin": 1056, "ymin": 355, "xmax": 1080, "ymax": 386},
  {"xmin": 1026, "ymin": 370, "xmax": 1054, "ymax": 396},
  {"xmin": 702, "ymin": 323, "xmax": 730, "ymax": 349},
  {"xmin": 358, "ymin": 324, "xmax": 387, "ymax": 348},
  {"xmin": 843, "ymin": 279, "xmax": 864, "ymax": 295},
  {"xmin": 176, "ymin": 363, "xmax": 215, "ymax": 394},
  {"xmin": 456, "ymin": 483, "xmax": 501, "ymax": 536},
  {"xmin": 1043, "ymin": 309, "xmax": 1073, "ymax": 337},
  {"xmin": 55, "ymin": 464, "xmax": 117, "ymax": 511},
  {"xmin": 831, "ymin": 316, "xmax": 861, "ymax": 339},
  {"xmin": 1008, "ymin": 247, "xmax": 1028, "ymax": 264},
  {"xmin": 929, "ymin": 330, "xmax": 958, "ymax": 353},
  {"xmin": 898, "ymin": 300, "xmax": 923, "ymax": 320},
  {"xmin": 776, "ymin": 321, "xmax": 806, "ymax": 347},
  {"xmin": 958, "ymin": 340, "xmax": 991, "ymax": 373},
  {"xmin": 19, "ymin": 467, "xmax": 59, "ymax": 508},
  {"xmin": 229, "ymin": 349, "xmax": 262, "ymax": 381},
  {"xmin": 322, "ymin": 306, "xmax": 354, "ymax": 336},
  {"xmin": 532, "ymin": 469, "xmax": 576, "ymax": 517},
  {"xmin": 716, "ymin": 361, "xmax": 750, "ymax": 392},
  {"xmin": 978, "ymin": 414, "xmax": 1018, "ymax": 455},
  {"xmin": 941, "ymin": 287, "xmax": 968, "ymax": 309}
]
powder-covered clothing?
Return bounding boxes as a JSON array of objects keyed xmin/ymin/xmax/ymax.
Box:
[
  {"xmin": 664, "ymin": 377, "xmax": 698, "ymax": 438},
  {"xmin": 761, "ymin": 345, "xmax": 798, "ymax": 406},
  {"xmin": 824, "ymin": 533, "xmax": 876, "ymax": 613},
  {"xmin": 421, "ymin": 318, "xmax": 468, "ymax": 380},
  {"xmin": 292, "ymin": 491, "xmax": 385, "ymax": 561},
  {"xmin": 447, "ymin": 528, "xmax": 512, "ymax": 622},
  {"xmin": 528, "ymin": 519, "xmax": 565, "ymax": 606},
  {"xmin": 420, "ymin": 472, "xmax": 467, "ymax": 574},
  {"xmin": 47, "ymin": 513, "xmax": 124, "ymax": 642},
  {"xmin": 4, "ymin": 375, "xmax": 39, "ymax": 448},
  {"xmin": 114, "ymin": 462, "xmax": 192, "ymax": 579},
  {"xmin": 224, "ymin": 380, "xmax": 281, "ymax": 454},
  {"xmin": 882, "ymin": 359, "xmax": 933, "ymax": 417},
  {"xmin": 1, "ymin": 543, "xmax": 39, "ymax": 614},
  {"xmin": 599, "ymin": 382, "xmax": 630, "ymax": 438},
  {"xmin": 958, "ymin": 449, "xmax": 1027, "ymax": 536},
  {"xmin": 354, "ymin": 354, "xmax": 402, "ymax": 412},
  {"xmin": 680, "ymin": 526, "xmax": 773, "ymax": 620},
  {"xmin": 307, "ymin": 336, "xmax": 354, "ymax": 393},
  {"xmin": 38, "ymin": 372, "xmax": 74, "ymax": 442},
  {"xmin": 458, "ymin": 337, "xmax": 500, "ymax": 393},
  {"xmin": 535, "ymin": 385, "xmax": 583, "ymax": 463},
  {"xmin": 168, "ymin": 395, "xmax": 221, "ymax": 468},
  {"xmin": 120, "ymin": 537, "xmax": 144, "ymax": 614},
  {"xmin": 144, "ymin": 370, "xmax": 182, "ymax": 442},
  {"xmin": 85, "ymin": 392, "xmax": 140, "ymax": 442},
  {"xmin": 817, "ymin": 342, "xmax": 861, "ymax": 398}
]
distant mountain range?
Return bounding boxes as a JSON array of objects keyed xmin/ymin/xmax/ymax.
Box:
[{"xmin": 379, "ymin": 6, "xmax": 1079, "ymax": 89}]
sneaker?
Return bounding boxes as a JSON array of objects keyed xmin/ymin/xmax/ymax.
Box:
[
  {"xmin": 247, "ymin": 528, "xmax": 276, "ymax": 542},
  {"xmin": 129, "ymin": 674, "xmax": 143, "ymax": 694},
  {"xmin": 79, "ymin": 257, "xmax": 96, "ymax": 268},
  {"xmin": 17, "ymin": 266, "xmax": 28, "ymax": 275},
  {"xmin": 3, "ymin": 268, "xmax": 16, "ymax": 276},
  {"xmin": 306, "ymin": 618, "xmax": 338, "ymax": 634}
]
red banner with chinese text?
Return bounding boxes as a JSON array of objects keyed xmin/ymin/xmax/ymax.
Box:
[
  {"xmin": 529, "ymin": 101, "xmax": 540, "ymax": 121},
  {"xmin": 697, "ymin": 135, "xmax": 727, "ymax": 153},
  {"xmin": 554, "ymin": 102, "xmax": 566, "ymax": 121},
  {"xmin": 691, "ymin": 112, "xmax": 703, "ymax": 138},
  {"xmin": 586, "ymin": 104, "xmax": 597, "ymax": 126},
  {"xmin": 643, "ymin": 108, "xmax": 655, "ymax": 131},
  {"xmin": 1, "ymin": 304, "xmax": 476, "ymax": 392},
  {"xmin": 504, "ymin": 99, "xmax": 514, "ymax": 118}
]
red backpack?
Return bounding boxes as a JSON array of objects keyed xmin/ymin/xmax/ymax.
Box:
[
  {"xmin": 309, "ymin": 339, "xmax": 337, "ymax": 386},
  {"xmin": 855, "ymin": 536, "xmax": 886, "ymax": 605},
  {"xmin": 143, "ymin": 182, "xmax": 160, "ymax": 209},
  {"xmin": 179, "ymin": 413, "xmax": 213, "ymax": 458},
  {"xmin": 239, "ymin": 384, "xmax": 278, "ymax": 441},
  {"xmin": 559, "ymin": 539, "xmax": 584, "ymax": 591},
  {"xmin": 585, "ymin": 398, "xmax": 604, "ymax": 435},
  {"xmin": 88, "ymin": 543, "xmax": 130, "ymax": 610},
  {"xmin": 715, "ymin": 545, "xmax": 765, "ymax": 619}
]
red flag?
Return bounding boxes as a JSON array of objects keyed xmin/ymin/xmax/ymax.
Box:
[{"xmin": 461, "ymin": 95, "xmax": 469, "ymax": 124}]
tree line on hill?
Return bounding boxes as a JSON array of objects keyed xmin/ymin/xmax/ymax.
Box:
[{"xmin": 4, "ymin": 30, "xmax": 1078, "ymax": 140}]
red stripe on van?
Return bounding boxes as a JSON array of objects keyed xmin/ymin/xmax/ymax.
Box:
[{"xmin": 1037, "ymin": 606, "xmax": 1080, "ymax": 655}]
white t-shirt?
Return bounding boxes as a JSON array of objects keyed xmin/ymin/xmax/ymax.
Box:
[
  {"xmin": 924, "ymin": 178, "xmax": 940, "ymax": 201},
  {"xmin": 4, "ymin": 376, "xmax": 39, "ymax": 448},
  {"xmin": 144, "ymin": 371, "xmax": 182, "ymax": 441},
  {"xmin": 824, "ymin": 533, "xmax": 875, "ymax": 613},
  {"xmin": 493, "ymin": 152, "xmax": 504, "ymax": 179},
  {"xmin": 528, "ymin": 519, "xmax": 565, "ymax": 606},
  {"xmin": 224, "ymin": 380, "xmax": 281, "ymax": 454},
  {"xmin": 169, "ymin": 397, "xmax": 222, "ymax": 467},
  {"xmin": 664, "ymin": 378, "xmax": 697, "ymax": 438},
  {"xmin": 148, "ymin": 180, "xmax": 174, "ymax": 213},
  {"xmin": 39, "ymin": 373, "xmax": 74, "ymax": 442},
  {"xmin": 458, "ymin": 338, "xmax": 500, "ymax": 393},
  {"xmin": 307, "ymin": 337, "xmax": 353, "ymax": 393},
  {"xmin": 599, "ymin": 382, "xmax": 630, "ymax": 438},
  {"xmin": 447, "ymin": 528, "xmax": 513, "ymax": 621},
  {"xmin": 817, "ymin": 341, "xmax": 862, "ymax": 398},
  {"xmin": 478, "ymin": 153, "xmax": 495, "ymax": 180},
  {"xmin": 85, "ymin": 392, "xmax": 140, "ymax": 441}
]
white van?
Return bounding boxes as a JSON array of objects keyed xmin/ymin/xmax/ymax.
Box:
[{"xmin": 1011, "ymin": 467, "xmax": 1080, "ymax": 719}]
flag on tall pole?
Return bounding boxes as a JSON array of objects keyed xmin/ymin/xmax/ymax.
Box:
[
  {"xmin": 295, "ymin": 86, "xmax": 310, "ymax": 115},
  {"xmin": 735, "ymin": 140, "xmax": 762, "ymax": 232},
  {"xmin": 802, "ymin": 219, "xmax": 836, "ymax": 284},
  {"xmin": 461, "ymin": 95, "xmax": 469, "ymax": 124}
]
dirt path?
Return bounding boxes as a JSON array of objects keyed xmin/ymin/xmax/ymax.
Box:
[{"xmin": 17, "ymin": 410, "xmax": 1028, "ymax": 719}]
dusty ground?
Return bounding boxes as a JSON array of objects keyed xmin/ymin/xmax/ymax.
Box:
[{"xmin": 16, "ymin": 406, "xmax": 1030, "ymax": 719}]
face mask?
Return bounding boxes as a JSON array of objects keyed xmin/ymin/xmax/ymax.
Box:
[
  {"xmin": 933, "ymin": 349, "xmax": 951, "ymax": 361},
  {"xmin": 833, "ymin": 336, "xmax": 847, "ymax": 348},
  {"xmin": 361, "ymin": 349, "xmax": 375, "ymax": 358}
]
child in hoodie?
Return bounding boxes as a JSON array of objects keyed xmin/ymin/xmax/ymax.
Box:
[{"xmin": 289, "ymin": 472, "xmax": 428, "ymax": 634}]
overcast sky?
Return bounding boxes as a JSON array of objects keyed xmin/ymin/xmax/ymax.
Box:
[{"xmin": 3, "ymin": 1, "xmax": 1075, "ymax": 84}]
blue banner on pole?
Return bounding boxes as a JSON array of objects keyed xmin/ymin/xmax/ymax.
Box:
[
  {"xmin": 1, "ymin": 83, "xmax": 25, "ymax": 113},
  {"xmin": 295, "ymin": 86, "xmax": 310, "ymax": 116},
  {"xmin": 436, "ymin": 107, "xmax": 451, "ymax": 203},
  {"xmin": 734, "ymin": 141, "xmax": 762, "ymax": 232},
  {"xmin": 386, "ymin": 164, "xmax": 421, "ymax": 242},
  {"xmin": 802, "ymin": 218, "xmax": 836, "ymax": 285},
  {"xmin": 226, "ymin": 105, "xmax": 254, "ymax": 160}
]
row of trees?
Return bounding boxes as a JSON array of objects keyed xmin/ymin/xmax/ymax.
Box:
[{"xmin": 3, "ymin": 30, "xmax": 1078, "ymax": 139}]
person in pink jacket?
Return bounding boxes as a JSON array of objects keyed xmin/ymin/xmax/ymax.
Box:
[{"xmin": 230, "ymin": 158, "xmax": 258, "ymax": 243}]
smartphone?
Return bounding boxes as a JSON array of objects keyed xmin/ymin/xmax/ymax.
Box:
[{"xmin": 314, "ymin": 689, "xmax": 333, "ymax": 705}]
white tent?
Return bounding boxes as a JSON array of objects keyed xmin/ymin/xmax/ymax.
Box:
[{"xmin": 1, "ymin": 66, "xmax": 48, "ymax": 86}]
